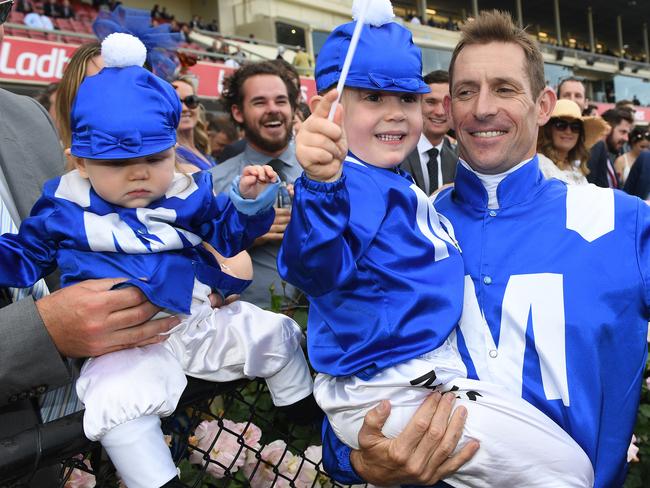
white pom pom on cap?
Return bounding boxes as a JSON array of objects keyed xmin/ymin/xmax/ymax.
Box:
[
  {"xmin": 352, "ymin": 0, "xmax": 394, "ymax": 27},
  {"xmin": 101, "ymin": 32, "xmax": 147, "ymax": 68}
]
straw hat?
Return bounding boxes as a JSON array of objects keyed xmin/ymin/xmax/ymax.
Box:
[{"xmin": 548, "ymin": 99, "xmax": 610, "ymax": 149}]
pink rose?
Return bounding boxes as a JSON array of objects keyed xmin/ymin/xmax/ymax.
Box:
[
  {"xmin": 64, "ymin": 459, "xmax": 96, "ymax": 488},
  {"xmin": 244, "ymin": 440, "xmax": 294, "ymax": 488},
  {"xmin": 293, "ymin": 445, "xmax": 323, "ymax": 488},
  {"xmin": 189, "ymin": 419, "xmax": 252, "ymax": 479},
  {"xmin": 628, "ymin": 434, "xmax": 640, "ymax": 463}
]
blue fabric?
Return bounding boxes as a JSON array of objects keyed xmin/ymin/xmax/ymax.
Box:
[
  {"xmin": 93, "ymin": 5, "xmax": 183, "ymax": 82},
  {"xmin": 71, "ymin": 65, "xmax": 181, "ymax": 160},
  {"xmin": 176, "ymin": 145, "xmax": 215, "ymax": 171},
  {"xmin": 278, "ymin": 155, "xmax": 464, "ymax": 379},
  {"xmin": 315, "ymin": 21, "xmax": 430, "ymax": 94},
  {"xmin": 436, "ymin": 160, "xmax": 647, "ymax": 487},
  {"xmin": 229, "ymin": 176, "xmax": 280, "ymax": 216},
  {"xmin": 0, "ymin": 171, "xmax": 273, "ymax": 314}
]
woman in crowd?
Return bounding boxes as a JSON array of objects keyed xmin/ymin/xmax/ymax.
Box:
[
  {"xmin": 55, "ymin": 41, "xmax": 103, "ymax": 158},
  {"xmin": 537, "ymin": 99, "xmax": 608, "ymax": 185},
  {"xmin": 172, "ymin": 75, "xmax": 215, "ymax": 171},
  {"xmin": 615, "ymin": 126, "xmax": 650, "ymax": 186}
]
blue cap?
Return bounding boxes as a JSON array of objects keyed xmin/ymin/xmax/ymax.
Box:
[
  {"xmin": 71, "ymin": 65, "xmax": 181, "ymax": 160},
  {"xmin": 315, "ymin": 21, "xmax": 429, "ymax": 95}
]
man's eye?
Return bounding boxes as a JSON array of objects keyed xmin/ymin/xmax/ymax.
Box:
[{"xmin": 365, "ymin": 94, "xmax": 380, "ymax": 102}]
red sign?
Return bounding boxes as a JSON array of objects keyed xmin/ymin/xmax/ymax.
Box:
[
  {"xmin": 593, "ymin": 101, "xmax": 650, "ymax": 124},
  {"xmin": 187, "ymin": 61, "xmax": 317, "ymax": 102},
  {"xmin": 0, "ymin": 35, "xmax": 318, "ymax": 101},
  {"xmin": 0, "ymin": 36, "xmax": 76, "ymax": 83}
]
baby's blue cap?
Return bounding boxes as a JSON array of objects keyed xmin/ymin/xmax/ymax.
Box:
[
  {"xmin": 71, "ymin": 33, "xmax": 181, "ymax": 160},
  {"xmin": 315, "ymin": 21, "xmax": 430, "ymax": 95}
]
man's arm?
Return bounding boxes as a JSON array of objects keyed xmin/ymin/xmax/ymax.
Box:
[{"xmin": 322, "ymin": 393, "xmax": 478, "ymax": 485}]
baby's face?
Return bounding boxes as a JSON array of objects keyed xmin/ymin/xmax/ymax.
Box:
[
  {"xmin": 342, "ymin": 88, "xmax": 422, "ymax": 168},
  {"xmin": 76, "ymin": 147, "xmax": 176, "ymax": 208}
]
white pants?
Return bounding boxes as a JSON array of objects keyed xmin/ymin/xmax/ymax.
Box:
[
  {"xmin": 316, "ymin": 341, "xmax": 594, "ymax": 488},
  {"xmin": 76, "ymin": 298, "xmax": 313, "ymax": 488}
]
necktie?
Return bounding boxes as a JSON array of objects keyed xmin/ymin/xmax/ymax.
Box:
[
  {"xmin": 266, "ymin": 158, "xmax": 285, "ymax": 178},
  {"xmin": 606, "ymin": 158, "xmax": 619, "ymax": 189},
  {"xmin": 0, "ymin": 192, "xmax": 82, "ymax": 421},
  {"xmin": 426, "ymin": 147, "xmax": 440, "ymax": 194}
]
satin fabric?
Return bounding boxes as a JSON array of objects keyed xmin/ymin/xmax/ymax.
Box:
[
  {"xmin": 0, "ymin": 170, "xmax": 274, "ymax": 314},
  {"xmin": 278, "ymin": 154, "xmax": 465, "ymax": 380}
]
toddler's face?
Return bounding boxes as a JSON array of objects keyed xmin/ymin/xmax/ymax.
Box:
[
  {"xmin": 342, "ymin": 89, "xmax": 422, "ymax": 168},
  {"xmin": 76, "ymin": 148, "xmax": 176, "ymax": 208}
]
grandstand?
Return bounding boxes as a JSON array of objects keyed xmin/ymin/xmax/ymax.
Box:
[{"xmin": 3, "ymin": 0, "xmax": 650, "ymax": 119}]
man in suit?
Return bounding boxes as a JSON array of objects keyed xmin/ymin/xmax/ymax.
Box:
[
  {"xmin": 400, "ymin": 70, "xmax": 458, "ymax": 195},
  {"xmin": 211, "ymin": 61, "xmax": 301, "ymax": 308},
  {"xmin": 586, "ymin": 108, "xmax": 633, "ymax": 188},
  {"xmin": 0, "ymin": 23, "xmax": 181, "ymax": 486}
]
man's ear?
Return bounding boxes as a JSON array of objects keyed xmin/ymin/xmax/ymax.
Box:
[
  {"xmin": 443, "ymin": 94, "xmax": 455, "ymax": 130},
  {"xmin": 308, "ymin": 94, "xmax": 324, "ymax": 114},
  {"xmin": 66, "ymin": 149, "xmax": 89, "ymax": 178},
  {"xmin": 231, "ymin": 104, "xmax": 244, "ymax": 125},
  {"xmin": 537, "ymin": 87, "xmax": 557, "ymax": 127}
]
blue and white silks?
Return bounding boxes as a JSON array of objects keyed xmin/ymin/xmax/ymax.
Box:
[
  {"xmin": 0, "ymin": 170, "xmax": 276, "ymax": 314},
  {"xmin": 278, "ymin": 154, "xmax": 465, "ymax": 379},
  {"xmin": 320, "ymin": 156, "xmax": 649, "ymax": 488}
]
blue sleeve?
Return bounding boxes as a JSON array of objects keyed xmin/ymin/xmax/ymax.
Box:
[
  {"xmin": 321, "ymin": 417, "xmax": 364, "ymax": 485},
  {"xmin": 635, "ymin": 197, "xmax": 650, "ymax": 313},
  {"xmin": 192, "ymin": 172, "xmax": 275, "ymax": 257},
  {"xmin": 0, "ymin": 194, "xmax": 58, "ymax": 288},
  {"xmin": 277, "ymin": 171, "xmax": 385, "ymax": 297}
]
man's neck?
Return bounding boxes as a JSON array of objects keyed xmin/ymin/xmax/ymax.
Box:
[{"xmin": 425, "ymin": 134, "xmax": 444, "ymax": 147}]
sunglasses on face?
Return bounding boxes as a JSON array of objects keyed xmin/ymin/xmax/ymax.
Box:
[
  {"xmin": 180, "ymin": 95, "xmax": 199, "ymax": 109},
  {"xmin": 0, "ymin": 0, "xmax": 14, "ymax": 25},
  {"xmin": 551, "ymin": 119, "xmax": 582, "ymax": 134}
]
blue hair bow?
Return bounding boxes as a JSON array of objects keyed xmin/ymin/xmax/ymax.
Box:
[
  {"xmin": 368, "ymin": 72, "xmax": 423, "ymax": 92},
  {"xmin": 90, "ymin": 129, "xmax": 143, "ymax": 156},
  {"xmin": 93, "ymin": 5, "xmax": 183, "ymax": 81}
]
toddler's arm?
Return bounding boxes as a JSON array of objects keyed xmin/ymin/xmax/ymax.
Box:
[
  {"xmin": 278, "ymin": 92, "xmax": 385, "ymax": 297},
  {"xmin": 0, "ymin": 196, "xmax": 58, "ymax": 288}
]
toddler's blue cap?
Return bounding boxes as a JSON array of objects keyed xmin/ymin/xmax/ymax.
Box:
[
  {"xmin": 71, "ymin": 65, "xmax": 181, "ymax": 159},
  {"xmin": 315, "ymin": 21, "xmax": 429, "ymax": 95}
]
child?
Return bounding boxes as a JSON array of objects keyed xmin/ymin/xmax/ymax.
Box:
[
  {"xmin": 278, "ymin": 8, "xmax": 594, "ymax": 487},
  {"xmin": 0, "ymin": 34, "xmax": 313, "ymax": 488}
]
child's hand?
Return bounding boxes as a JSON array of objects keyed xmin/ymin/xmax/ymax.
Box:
[
  {"xmin": 296, "ymin": 89, "xmax": 347, "ymax": 182},
  {"xmin": 239, "ymin": 164, "xmax": 278, "ymax": 199}
]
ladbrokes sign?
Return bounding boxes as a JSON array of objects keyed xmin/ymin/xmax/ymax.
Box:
[
  {"xmin": 0, "ymin": 35, "xmax": 317, "ymax": 101},
  {"xmin": 0, "ymin": 36, "xmax": 74, "ymax": 81}
]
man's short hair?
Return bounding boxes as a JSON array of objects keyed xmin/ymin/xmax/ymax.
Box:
[
  {"xmin": 221, "ymin": 61, "xmax": 299, "ymax": 126},
  {"xmin": 423, "ymin": 70, "xmax": 449, "ymax": 85},
  {"xmin": 602, "ymin": 108, "xmax": 634, "ymax": 127},
  {"xmin": 207, "ymin": 113, "xmax": 239, "ymax": 141},
  {"xmin": 449, "ymin": 10, "xmax": 545, "ymax": 99},
  {"xmin": 557, "ymin": 77, "xmax": 585, "ymax": 96}
]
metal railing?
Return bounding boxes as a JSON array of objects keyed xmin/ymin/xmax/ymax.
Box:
[{"xmin": 1, "ymin": 377, "xmax": 357, "ymax": 487}]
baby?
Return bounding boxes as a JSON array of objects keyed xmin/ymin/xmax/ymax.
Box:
[{"xmin": 0, "ymin": 34, "xmax": 313, "ymax": 488}]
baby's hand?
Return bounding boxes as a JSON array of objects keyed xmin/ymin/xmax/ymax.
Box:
[
  {"xmin": 239, "ymin": 165, "xmax": 278, "ymax": 199},
  {"xmin": 296, "ymin": 89, "xmax": 347, "ymax": 182}
]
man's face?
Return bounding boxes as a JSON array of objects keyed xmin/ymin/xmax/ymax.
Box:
[
  {"xmin": 558, "ymin": 80, "xmax": 587, "ymax": 110},
  {"xmin": 231, "ymin": 74, "xmax": 294, "ymax": 155},
  {"xmin": 448, "ymin": 42, "xmax": 555, "ymax": 174},
  {"xmin": 606, "ymin": 120, "xmax": 632, "ymax": 152},
  {"xmin": 422, "ymin": 82, "xmax": 450, "ymax": 143},
  {"xmin": 209, "ymin": 130, "xmax": 234, "ymax": 158}
]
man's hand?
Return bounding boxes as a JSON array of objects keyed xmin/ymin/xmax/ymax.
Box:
[
  {"xmin": 253, "ymin": 207, "xmax": 291, "ymax": 245},
  {"xmin": 296, "ymin": 89, "xmax": 347, "ymax": 182},
  {"xmin": 36, "ymin": 278, "xmax": 181, "ymax": 358},
  {"xmin": 239, "ymin": 164, "xmax": 278, "ymax": 199},
  {"xmin": 350, "ymin": 392, "xmax": 479, "ymax": 485}
]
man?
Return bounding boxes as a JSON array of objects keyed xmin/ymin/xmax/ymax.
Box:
[
  {"xmin": 211, "ymin": 61, "xmax": 301, "ymax": 308},
  {"xmin": 320, "ymin": 11, "xmax": 647, "ymax": 488},
  {"xmin": 206, "ymin": 113, "xmax": 239, "ymax": 161},
  {"xmin": 400, "ymin": 70, "xmax": 458, "ymax": 195},
  {"xmin": 557, "ymin": 77, "xmax": 587, "ymax": 110},
  {"xmin": 0, "ymin": 20, "xmax": 179, "ymax": 486},
  {"xmin": 587, "ymin": 107, "xmax": 633, "ymax": 188}
]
